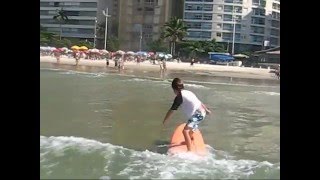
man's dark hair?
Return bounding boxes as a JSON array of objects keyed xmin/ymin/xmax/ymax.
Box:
[{"xmin": 171, "ymin": 78, "xmax": 184, "ymax": 91}]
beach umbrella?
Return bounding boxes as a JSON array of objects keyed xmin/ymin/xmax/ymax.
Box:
[
  {"xmin": 71, "ymin": 45, "xmax": 80, "ymax": 50},
  {"xmin": 136, "ymin": 51, "xmax": 147, "ymax": 56},
  {"xmin": 53, "ymin": 48, "xmax": 61, "ymax": 52},
  {"xmin": 126, "ymin": 51, "xmax": 135, "ymax": 55},
  {"xmin": 147, "ymin": 52, "xmax": 155, "ymax": 58},
  {"xmin": 50, "ymin": 47, "xmax": 57, "ymax": 51},
  {"xmin": 116, "ymin": 50, "xmax": 125, "ymax": 55},
  {"xmin": 48, "ymin": 47, "xmax": 54, "ymax": 51},
  {"xmin": 166, "ymin": 54, "xmax": 173, "ymax": 59},
  {"xmin": 158, "ymin": 53, "xmax": 165, "ymax": 58},
  {"xmin": 100, "ymin": 49, "xmax": 109, "ymax": 54},
  {"xmin": 61, "ymin": 47, "xmax": 68, "ymax": 51},
  {"xmin": 79, "ymin": 46, "xmax": 88, "ymax": 51},
  {"xmin": 91, "ymin": 48, "xmax": 99, "ymax": 53}
]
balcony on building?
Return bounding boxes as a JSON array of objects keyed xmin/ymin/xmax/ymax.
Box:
[{"xmin": 251, "ymin": 0, "xmax": 266, "ymax": 8}]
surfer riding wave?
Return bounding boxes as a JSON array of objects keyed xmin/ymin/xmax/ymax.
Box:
[{"xmin": 162, "ymin": 78, "xmax": 212, "ymax": 151}]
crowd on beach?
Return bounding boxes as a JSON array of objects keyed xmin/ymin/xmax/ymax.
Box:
[
  {"xmin": 40, "ymin": 46, "xmax": 280, "ymax": 80},
  {"xmin": 40, "ymin": 46, "xmax": 175, "ymax": 73}
]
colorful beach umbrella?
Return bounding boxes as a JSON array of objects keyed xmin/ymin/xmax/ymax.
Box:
[
  {"xmin": 100, "ymin": 49, "xmax": 109, "ymax": 54},
  {"xmin": 79, "ymin": 46, "xmax": 88, "ymax": 51},
  {"xmin": 90, "ymin": 48, "xmax": 99, "ymax": 53},
  {"xmin": 116, "ymin": 50, "xmax": 125, "ymax": 55},
  {"xmin": 166, "ymin": 54, "xmax": 173, "ymax": 59},
  {"xmin": 126, "ymin": 51, "xmax": 135, "ymax": 55},
  {"xmin": 71, "ymin": 45, "xmax": 80, "ymax": 50}
]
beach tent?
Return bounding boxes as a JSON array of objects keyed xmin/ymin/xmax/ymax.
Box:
[{"xmin": 208, "ymin": 52, "xmax": 234, "ymax": 62}]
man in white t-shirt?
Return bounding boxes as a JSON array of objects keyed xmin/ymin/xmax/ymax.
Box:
[{"xmin": 162, "ymin": 78, "xmax": 212, "ymax": 151}]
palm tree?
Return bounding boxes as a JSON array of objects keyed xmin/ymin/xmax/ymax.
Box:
[
  {"xmin": 202, "ymin": 39, "xmax": 225, "ymax": 53},
  {"xmin": 161, "ymin": 17, "xmax": 188, "ymax": 56},
  {"xmin": 53, "ymin": 8, "xmax": 69, "ymax": 40},
  {"xmin": 182, "ymin": 41, "xmax": 205, "ymax": 58}
]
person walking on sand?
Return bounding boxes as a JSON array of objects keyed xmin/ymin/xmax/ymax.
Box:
[
  {"xmin": 190, "ymin": 58, "xmax": 195, "ymax": 66},
  {"xmin": 162, "ymin": 78, "xmax": 212, "ymax": 151}
]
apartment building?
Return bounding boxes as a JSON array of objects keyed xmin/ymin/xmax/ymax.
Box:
[
  {"xmin": 183, "ymin": 0, "xmax": 280, "ymax": 52},
  {"xmin": 40, "ymin": 0, "xmax": 99, "ymax": 40}
]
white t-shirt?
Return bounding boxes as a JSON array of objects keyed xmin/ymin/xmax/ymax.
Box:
[{"xmin": 170, "ymin": 89, "xmax": 203, "ymax": 119}]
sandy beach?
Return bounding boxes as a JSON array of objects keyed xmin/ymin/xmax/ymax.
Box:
[{"xmin": 40, "ymin": 56, "xmax": 278, "ymax": 80}]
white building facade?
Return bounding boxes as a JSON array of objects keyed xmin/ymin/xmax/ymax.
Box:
[
  {"xmin": 183, "ymin": 0, "xmax": 280, "ymax": 52},
  {"xmin": 40, "ymin": 0, "xmax": 98, "ymax": 40}
]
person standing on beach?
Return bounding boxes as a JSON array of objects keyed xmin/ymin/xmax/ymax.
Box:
[
  {"xmin": 117, "ymin": 56, "xmax": 122, "ymax": 71},
  {"xmin": 73, "ymin": 50, "xmax": 80, "ymax": 66},
  {"xmin": 162, "ymin": 78, "xmax": 212, "ymax": 151},
  {"xmin": 106, "ymin": 57, "xmax": 109, "ymax": 67},
  {"xmin": 191, "ymin": 58, "xmax": 195, "ymax": 66},
  {"xmin": 163, "ymin": 58, "xmax": 167, "ymax": 72},
  {"xmin": 120, "ymin": 55, "xmax": 125, "ymax": 70},
  {"xmin": 137, "ymin": 55, "xmax": 141, "ymax": 65},
  {"xmin": 114, "ymin": 57, "xmax": 118, "ymax": 67},
  {"xmin": 53, "ymin": 49, "xmax": 61, "ymax": 63},
  {"xmin": 159, "ymin": 57, "xmax": 165, "ymax": 73}
]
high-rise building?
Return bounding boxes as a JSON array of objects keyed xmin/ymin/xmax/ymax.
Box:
[
  {"xmin": 183, "ymin": 0, "xmax": 280, "ymax": 53},
  {"xmin": 40, "ymin": 0, "xmax": 99, "ymax": 40},
  {"xmin": 117, "ymin": 0, "xmax": 174, "ymax": 51},
  {"xmin": 40, "ymin": 0, "xmax": 181, "ymax": 51}
]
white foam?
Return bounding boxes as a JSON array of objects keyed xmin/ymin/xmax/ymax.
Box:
[
  {"xmin": 99, "ymin": 176, "xmax": 111, "ymax": 180},
  {"xmin": 40, "ymin": 67, "xmax": 65, "ymax": 72},
  {"xmin": 186, "ymin": 80, "xmax": 279, "ymax": 88},
  {"xmin": 130, "ymin": 78, "xmax": 150, "ymax": 82},
  {"xmin": 121, "ymin": 77, "xmax": 162, "ymax": 83},
  {"xmin": 40, "ymin": 135, "xmax": 279, "ymax": 179},
  {"xmin": 184, "ymin": 83, "xmax": 209, "ymax": 89},
  {"xmin": 252, "ymin": 91, "xmax": 280, "ymax": 96},
  {"xmin": 41, "ymin": 68, "xmax": 107, "ymax": 78}
]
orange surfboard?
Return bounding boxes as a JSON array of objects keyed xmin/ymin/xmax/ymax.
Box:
[{"xmin": 168, "ymin": 123, "xmax": 208, "ymax": 156}]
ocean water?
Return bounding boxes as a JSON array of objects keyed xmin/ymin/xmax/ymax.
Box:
[{"xmin": 40, "ymin": 64, "xmax": 280, "ymax": 179}]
